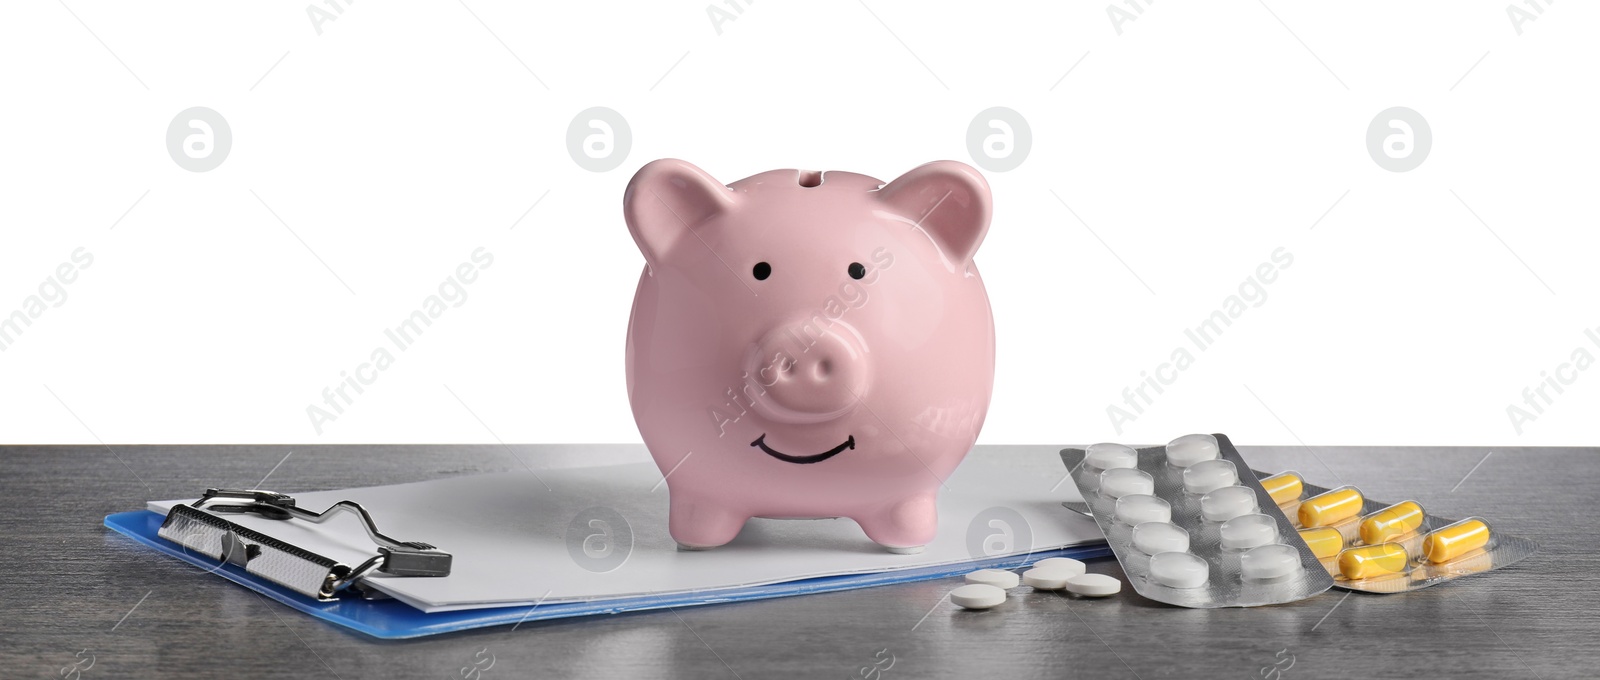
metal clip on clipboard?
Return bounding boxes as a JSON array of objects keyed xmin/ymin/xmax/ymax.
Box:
[{"xmin": 157, "ymin": 488, "xmax": 452, "ymax": 601}]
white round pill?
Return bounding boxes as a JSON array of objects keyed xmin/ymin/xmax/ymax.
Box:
[
  {"xmin": 950, "ymin": 583, "xmax": 1008, "ymax": 609},
  {"xmin": 1064, "ymin": 573, "xmax": 1121, "ymax": 597},
  {"xmin": 1165, "ymin": 433, "xmax": 1220, "ymax": 468},
  {"xmin": 1022, "ymin": 566, "xmax": 1075, "ymax": 590},
  {"xmin": 1098, "ymin": 468, "xmax": 1155, "ymax": 499},
  {"xmin": 1114, "ymin": 494, "xmax": 1172, "ymax": 525},
  {"xmin": 1219, "ymin": 513, "xmax": 1279, "ymax": 550},
  {"xmin": 1030, "ymin": 557, "xmax": 1086, "ymax": 578},
  {"xmin": 1131, "ymin": 521, "xmax": 1190, "ymax": 555},
  {"xmin": 1240, "ymin": 544, "xmax": 1302, "ymax": 581},
  {"xmin": 1084, "ymin": 442, "xmax": 1138, "ymax": 470},
  {"xmin": 1200, "ymin": 485, "xmax": 1258, "ymax": 522},
  {"xmin": 1182, "ymin": 459, "xmax": 1238, "ymax": 494},
  {"xmin": 1149, "ymin": 552, "xmax": 1210, "ymax": 589},
  {"xmin": 964, "ymin": 569, "xmax": 1020, "ymax": 589}
]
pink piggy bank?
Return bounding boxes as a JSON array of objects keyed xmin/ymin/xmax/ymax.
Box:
[{"xmin": 623, "ymin": 159, "xmax": 995, "ymax": 553}]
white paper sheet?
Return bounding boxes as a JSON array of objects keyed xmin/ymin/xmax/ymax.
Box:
[{"xmin": 150, "ymin": 446, "xmax": 1097, "ymax": 613}]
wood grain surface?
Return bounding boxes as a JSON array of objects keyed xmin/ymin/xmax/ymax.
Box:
[{"xmin": 1, "ymin": 444, "xmax": 1593, "ymax": 679}]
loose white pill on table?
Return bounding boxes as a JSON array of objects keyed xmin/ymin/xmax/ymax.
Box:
[
  {"xmin": 950, "ymin": 583, "xmax": 1008, "ymax": 609},
  {"xmin": 964, "ymin": 569, "xmax": 1020, "ymax": 589},
  {"xmin": 1181, "ymin": 459, "xmax": 1239, "ymax": 494},
  {"xmin": 1149, "ymin": 552, "xmax": 1210, "ymax": 589},
  {"xmin": 1131, "ymin": 521, "xmax": 1190, "ymax": 555},
  {"xmin": 1219, "ymin": 513, "xmax": 1279, "ymax": 550},
  {"xmin": 1098, "ymin": 468, "xmax": 1155, "ymax": 499},
  {"xmin": 1165, "ymin": 433, "xmax": 1220, "ymax": 468},
  {"xmin": 1200, "ymin": 485, "xmax": 1259, "ymax": 522},
  {"xmin": 1064, "ymin": 573, "xmax": 1122, "ymax": 597},
  {"xmin": 1084, "ymin": 442, "xmax": 1139, "ymax": 470},
  {"xmin": 1030, "ymin": 557, "xmax": 1086, "ymax": 578},
  {"xmin": 1022, "ymin": 566, "xmax": 1076, "ymax": 590},
  {"xmin": 1114, "ymin": 494, "xmax": 1172, "ymax": 525},
  {"xmin": 1240, "ymin": 544, "xmax": 1302, "ymax": 581}
]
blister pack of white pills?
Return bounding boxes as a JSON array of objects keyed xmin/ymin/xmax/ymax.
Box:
[{"xmin": 1059, "ymin": 433, "xmax": 1334, "ymax": 608}]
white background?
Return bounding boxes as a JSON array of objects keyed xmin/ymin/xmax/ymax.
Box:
[{"xmin": 1, "ymin": 1, "xmax": 1595, "ymax": 446}]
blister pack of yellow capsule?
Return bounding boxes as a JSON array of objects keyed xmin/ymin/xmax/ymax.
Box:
[{"xmin": 1256, "ymin": 471, "xmax": 1538, "ymax": 593}]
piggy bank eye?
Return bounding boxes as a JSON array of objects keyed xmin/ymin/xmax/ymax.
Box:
[
  {"xmin": 752, "ymin": 262, "xmax": 772, "ymax": 280},
  {"xmin": 848, "ymin": 262, "xmax": 866, "ymax": 280}
]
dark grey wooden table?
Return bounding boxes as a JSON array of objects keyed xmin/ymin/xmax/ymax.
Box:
[{"xmin": 3, "ymin": 444, "xmax": 1593, "ymax": 679}]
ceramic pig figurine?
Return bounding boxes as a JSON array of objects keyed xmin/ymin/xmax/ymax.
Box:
[{"xmin": 623, "ymin": 159, "xmax": 995, "ymax": 553}]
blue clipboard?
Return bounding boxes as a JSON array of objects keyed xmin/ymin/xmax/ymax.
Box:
[{"xmin": 106, "ymin": 510, "xmax": 1111, "ymax": 639}]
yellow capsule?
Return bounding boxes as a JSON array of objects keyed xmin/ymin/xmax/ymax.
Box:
[
  {"xmin": 1359, "ymin": 501, "xmax": 1426, "ymax": 544},
  {"xmin": 1423, "ymin": 518, "xmax": 1492, "ymax": 564},
  {"xmin": 1261, "ymin": 472, "xmax": 1304, "ymax": 506},
  {"xmin": 1298, "ymin": 487, "xmax": 1364, "ymax": 528},
  {"xmin": 1298, "ymin": 526, "xmax": 1345, "ymax": 560},
  {"xmin": 1338, "ymin": 543, "xmax": 1409, "ymax": 580}
]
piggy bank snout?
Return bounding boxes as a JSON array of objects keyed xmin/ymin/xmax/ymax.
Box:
[{"xmin": 746, "ymin": 320, "xmax": 868, "ymax": 424}]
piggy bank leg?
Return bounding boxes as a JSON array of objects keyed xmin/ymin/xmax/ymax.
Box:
[
  {"xmin": 855, "ymin": 493, "xmax": 938, "ymax": 554},
  {"xmin": 668, "ymin": 494, "xmax": 748, "ymax": 550}
]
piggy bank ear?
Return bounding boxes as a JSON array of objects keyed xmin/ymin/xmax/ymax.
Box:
[
  {"xmin": 624, "ymin": 159, "xmax": 736, "ymax": 266},
  {"xmin": 876, "ymin": 160, "xmax": 992, "ymax": 266}
]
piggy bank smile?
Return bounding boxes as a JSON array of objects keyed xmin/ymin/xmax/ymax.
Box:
[
  {"xmin": 624, "ymin": 159, "xmax": 996, "ymax": 553},
  {"xmin": 749, "ymin": 433, "xmax": 856, "ymax": 465}
]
